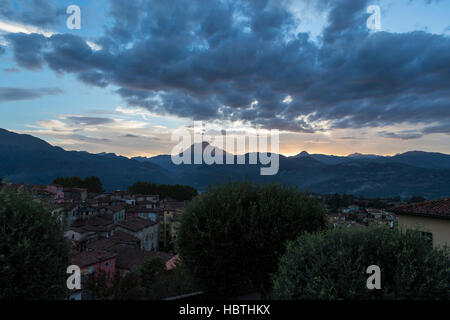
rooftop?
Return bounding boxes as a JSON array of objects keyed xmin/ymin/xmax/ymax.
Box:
[
  {"xmin": 72, "ymin": 250, "xmax": 117, "ymax": 268},
  {"xmin": 392, "ymin": 198, "xmax": 450, "ymax": 220},
  {"xmin": 118, "ymin": 217, "xmax": 157, "ymax": 232}
]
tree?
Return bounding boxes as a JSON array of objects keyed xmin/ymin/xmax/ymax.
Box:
[
  {"xmin": 139, "ymin": 257, "xmax": 166, "ymax": 291},
  {"xmin": 176, "ymin": 181, "xmax": 328, "ymax": 297},
  {"xmin": 0, "ymin": 185, "xmax": 70, "ymax": 299},
  {"xmin": 409, "ymin": 195, "xmax": 426, "ymax": 203},
  {"xmin": 52, "ymin": 176, "xmax": 104, "ymax": 193},
  {"xmin": 272, "ymin": 226, "xmax": 450, "ymax": 300},
  {"xmin": 128, "ymin": 182, "xmax": 198, "ymax": 201}
]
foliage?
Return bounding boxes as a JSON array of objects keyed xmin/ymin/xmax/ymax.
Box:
[
  {"xmin": 0, "ymin": 186, "xmax": 70, "ymax": 299},
  {"xmin": 53, "ymin": 176, "xmax": 104, "ymax": 193},
  {"xmin": 114, "ymin": 270, "xmax": 144, "ymax": 300},
  {"xmin": 128, "ymin": 182, "xmax": 198, "ymax": 201},
  {"xmin": 409, "ymin": 195, "xmax": 427, "ymax": 203},
  {"xmin": 98, "ymin": 258, "xmax": 198, "ymax": 300},
  {"xmin": 176, "ymin": 181, "xmax": 328, "ymax": 297},
  {"xmin": 139, "ymin": 257, "xmax": 166, "ymax": 296},
  {"xmin": 85, "ymin": 270, "xmax": 116, "ymax": 300},
  {"xmin": 142, "ymin": 261, "xmax": 199, "ymax": 300},
  {"xmin": 272, "ymin": 226, "xmax": 450, "ymax": 300}
]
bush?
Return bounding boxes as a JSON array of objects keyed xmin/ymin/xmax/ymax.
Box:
[
  {"xmin": 177, "ymin": 181, "xmax": 328, "ymax": 297},
  {"xmin": 128, "ymin": 182, "xmax": 198, "ymax": 201},
  {"xmin": 0, "ymin": 186, "xmax": 70, "ymax": 299},
  {"xmin": 272, "ymin": 226, "xmax": 450, "ymax": 300}
]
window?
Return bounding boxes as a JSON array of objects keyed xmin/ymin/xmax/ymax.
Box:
[
  {"xmin": 104, "ymin": 261, "xmax": 109, "ymax": 267},
  {"xmin": 420, "ymin": 231, "xmax": 433, "ymax": 246}
]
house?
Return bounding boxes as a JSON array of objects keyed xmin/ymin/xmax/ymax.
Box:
[
  {"xmin": 60, "ymin": 203, "xmax": 80, "ymax": 226},
  {"xmin": 392, "ymin": 198, "xmax": 450, "ymax": 248},
  {"xmin": 99, "ymin": 205, "xmax": 126, "ymax": 223},
  {"xmin": 64, "ymin": 187, "xmax": 88, "ymax": 202},
  {"xmin": 81, "ymin": 216, "xmax": 116, "ymax": 238},
  {"xmin": 127, "ymin": 206, "xmax": 162, "ymax": 222},
  {"xmin": 114, "ymin": 248, "xmax": 173, "ymax": 276},
  {"xmin": 86, "ymin": 230, "xmax": 141, "ymax": 252},
  {"xmin": 65, "ymin": 227, "xmax": 97, "ymax": 252},
  {"xmin": 160, "ymin": 199, "xmax": 185, "ymax": 249},
  {"xmin": 116, "ymin": 217, "xmax": 159, "ymax": 251},
  {"xmin": 134, "ymin": 194, "xmax": 159, "ymax": 204},
  {"xmin": 71, "ymin": 250, "xmax": 117, "ymax": 300},
  {"xmin": 72, "ymin": 250, "xmax": 117, "ymax": 278}
]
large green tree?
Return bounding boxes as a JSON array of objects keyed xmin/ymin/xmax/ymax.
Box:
[
  {"xmin": 128, "ymin": 182, "xmax": 198, "ymax": 201},
  {"xmin": 53, "ymin": 176, "xmax": 104, "ymax": 193},
  {"xmin": 176, "ymin": 181, "xmax": 328, "ymax": 297},
  {"xmin": 272, "ymin": 226, "xmax": 450, "ymax": 300},
  {"xmin": 0, "ymin": 186, "xmax": 70, "ymax": 299}
]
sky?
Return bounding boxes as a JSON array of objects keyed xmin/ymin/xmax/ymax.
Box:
[{"xmin": 0, "ymin": 0, "xmax": 449, "ymax": 157}]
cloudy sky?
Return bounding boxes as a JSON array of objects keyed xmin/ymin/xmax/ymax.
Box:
[{"xmin": 0, "ymin": 0, "xmax": 449, "ymax": 157}]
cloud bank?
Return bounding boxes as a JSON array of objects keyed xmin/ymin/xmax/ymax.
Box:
[{"xmin": 2, "ymin": 0, "xmax": 449, "ymax": 139}]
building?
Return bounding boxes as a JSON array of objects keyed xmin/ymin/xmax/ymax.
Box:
[
  {"xmin": 392, "ymin": 198, "xmax": 450, "ymax": 248},
  {"xmin": 116, "ymin": 217, "xmax": 159, "ymax": 251},
  {"xmin": 71, "ymin": 250, "xmax": 117, "ymax": 300}
]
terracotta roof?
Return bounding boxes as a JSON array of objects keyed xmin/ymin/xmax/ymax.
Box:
[
  {"xmin": 127, "ymin": 206, "xmax": 163, "ymax": 214},
  {"xmin": 118, "ymin": 217, "xmax": 157, "ymax": 232},
  {"xmin": 72, "ymin": 216, "xmax": 115, "ymax": 232},
  {"xmin": 392, "ymin": 198, "xmax": 450, "ymax": 220},
  {"xmin": 114, "ymin": 248, "xmax": 173, "ymax": 271},
  {"xmin": 165, "ymin": 254, "xmax": 180, "ymax": 271},
  {"xmin": 103, "ymin": 205, "xmax": 126, "ymax": 212},
  {"xmin": 86, "ymin": 231, "xmax": 140, "ymax": 251},
  {"xmin": 72, "ymin": 250, "xmax": 117, "ymax": 268}
]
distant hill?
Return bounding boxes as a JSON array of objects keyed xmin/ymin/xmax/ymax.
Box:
[
  {"xmin": 290, "ymin": 149, "xmax": 450, "ymax": 170},
  {"xmin": 0, "ymin": 129, "xmax": 167, "ymax": 191},
  {"xmin": 1, "ymin": 128, "xmax": 450, "ymax": 198}
]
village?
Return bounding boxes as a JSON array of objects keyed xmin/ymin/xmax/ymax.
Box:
[
  {"xmin": 6, "ymin": 182, "xmax": 187, "ymax": 300},
  {"xmin": 3, "ymin": 179, "xmax": 450, "ymax": 300}
]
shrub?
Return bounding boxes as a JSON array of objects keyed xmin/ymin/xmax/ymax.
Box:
[{"xmin": 272, "ymin": 226, "xmax": 450, "ymax": 300}]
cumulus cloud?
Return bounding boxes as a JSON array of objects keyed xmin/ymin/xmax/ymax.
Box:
[{"xmin": 2, "ymin": 0, "xmax": 450, "ymax": 136}]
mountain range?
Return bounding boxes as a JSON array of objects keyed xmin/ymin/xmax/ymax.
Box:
[{"xmin": 1, "ymin": 128, "xmax": 450, "ymax": 199}]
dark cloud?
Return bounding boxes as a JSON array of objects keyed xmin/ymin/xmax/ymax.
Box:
[
  {"xmin": 66, "ymin": 117, "xmax": 114, "ymax": 126},
  {"xmin": 3, "ymin": 0, "xmax": 450, "ymax": 135},
  {"xmin": 0, "ymin": 0, "xmax": 65, "ymax": 28},
  {"xmin": 377, "ymin": 131, "xmax": 423, "ymax": 140},
  {"xmin": 0, "ymin": 87, "xmax": 62, "ymax": 102},
  {"xmin": 5, "ymin": 33, "xmax": 48, "ymax": 69}
]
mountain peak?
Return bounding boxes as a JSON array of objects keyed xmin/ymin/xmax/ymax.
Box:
[{"xmin": 295, "ymin": 150, "xmax": 310, "ymax": 157}]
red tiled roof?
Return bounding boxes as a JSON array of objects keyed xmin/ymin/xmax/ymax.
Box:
[
  {"xmin": 118, "ymin": 217, "xmax": 157, "ymax": 232},
  {"xmin": 86, "ymin": 231, "xmax": 140, "ymax": 251},
  {"xmin": 165, "ymin": 254, "xmax": 180, "ymax": 271},
  {"xmin": 114, "ymin": 248, "xmax": 173, "ymax": 271},
  {"xmin": 392, "ymin": 198, "xmax": 450, "ymax": 220},
  {"xmin": 72, "ymin": 250, "xmax": 117, "ymax": 268}
]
